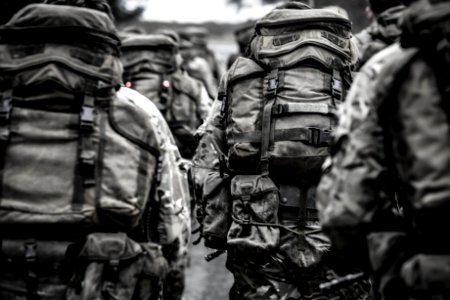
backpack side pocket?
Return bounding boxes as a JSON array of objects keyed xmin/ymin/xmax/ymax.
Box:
[
  {"xmin": 228, "ymin": 175, "xmax": 280, "ymax": 253},
  {"xmin": 202, "ymin": 172, "xmax": 232, "ymax": 250},
  {"xmin": 66, "ymin": 233, "xmax": 168, "ymax": 300}
]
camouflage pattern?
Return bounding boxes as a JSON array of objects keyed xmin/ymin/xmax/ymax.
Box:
[
  {"xmin": 317, "ymin": 2, "xmax": 450, "ymax": 298},
  {"xmin": 118, "ymin": 87, "xmax": 191, "ymax": 300},
  {"xmin": 354, "ymin": 5, "xmax": 405, "ymax": 69}
]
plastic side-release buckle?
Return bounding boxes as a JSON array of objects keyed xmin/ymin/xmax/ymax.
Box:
[
  {"xmin": 80, "ymin": 102, "xmax": 95, "ymax": 132},
  {"xmin": 331, "ymin": 69, "xmax": 342, "ymax": 101},
  {"xmin": 266, "ymin": 68, "xmax": 279, "ymax": 99}
]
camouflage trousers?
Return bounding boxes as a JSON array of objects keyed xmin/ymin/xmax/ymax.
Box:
[{"xmin": 226, "ymin": 249, "xmax": 371, "ymax": 300}]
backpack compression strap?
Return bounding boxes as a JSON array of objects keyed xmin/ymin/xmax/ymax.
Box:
[
  {"xmin": 0, "ymin": 83, "xmax": 13, "ymax": 200},
  {"xmin": 73, "ymin": 81, "xmax": 99, "ymax": 208}
]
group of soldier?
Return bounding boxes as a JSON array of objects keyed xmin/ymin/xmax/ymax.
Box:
[{"xmin": 0, "ymin": 0, "xmax": 449, "ymax": 299}]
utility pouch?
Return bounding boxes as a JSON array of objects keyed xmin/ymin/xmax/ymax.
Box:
[
  {"xmin": 66, "ymin": 232, "xmax": 168, "ymax": 300},
  {"xmin": 201, "ymin": 172, "xmax": 232, "ymax": 250},
  {"xmin": 401, "ymin": 254, "xmax": 450, "ymax": 298},
  {"xmin": 0, "ymin": 239, "xmax": 73, "ymax": 299},
  {"xmin": 227, "ymin": 175, "xmax": 280, "ymax": 253}
]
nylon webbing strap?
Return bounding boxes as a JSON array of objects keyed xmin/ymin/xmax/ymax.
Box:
[
  {"xmin": 0, "ymin": 88, "xmax": 12, "ymax": 142},
  {"xmin": 272, "ymin": 103, "xmax": 336, "ymax": 116},
  {"xmin": 228, "ymin": 127, "xmax": 333, "ymax": 146},
  {"xmin": 331, "ymin": 68, "xmax": 343, "ymax": 102},
  {"xmin": 259, "ymin": 68, "xmax": 279, "ymax": 175},
  {"xmin": 80, "ymin": 84, "xmax": 96, "ymax": 186},
  {"xmin": 73, "ymin": 81, "xmax": 98, "ymax": 208},
  {"xmin": 24, "ymin": 240, "xmax": 38, "ymax": 300},
  {"xmin": 160, "ymin": 76, "xmax": 172, "ymax": 119},
  {"xmin": 0, "ymin": 87, "xmax": 13, "ymax": 201}
]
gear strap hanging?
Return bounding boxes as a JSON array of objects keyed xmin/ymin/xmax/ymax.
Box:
[
  {"xmin": 0, "ymin": 86, "xmax": 13, "ymax": 201},
  {"xmin": 73, "ymin": 81, "xmax": 98, "ymax": 208},
  {"xmin": 259, "ymin": 68, "xmax": 279, "ymax": 175}
]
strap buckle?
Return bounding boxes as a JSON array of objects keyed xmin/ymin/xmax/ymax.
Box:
[
  {"xmin": 24, "ymin": 241, "xmax": 37, "ymax": 264},
  {"xmin": 80, "ymin": 104, "xmax": 95, "ymax": 131},
  {"xmin": 266, "ymin": 69, "xmax": 279, "ymax": 99},
  {"xmin": 308, "ymin": 127, "xmax": 332, "ymax": 146},
  {"xmin": 0, "ymin": 90, "xmax": 12, "ymax": 124},
  {"xmin": 331, "ymin": 77, "xmax": 342, "ymax": 101}
]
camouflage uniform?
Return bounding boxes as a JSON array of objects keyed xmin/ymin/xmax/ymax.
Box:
[
  {"xmin": 317, "ymin": 1, "xmax": 450, "ymax": 299},
  {"xmin": 354, "ymin": 5, "xmax": 405, "ymax": 69},
  {"xmin": 179, "ymin": 39, "xmax": 218, "ymax": 101},
  {"xmin": 119, "ymin": 87, "xmax": 191, "ymax": 300}
]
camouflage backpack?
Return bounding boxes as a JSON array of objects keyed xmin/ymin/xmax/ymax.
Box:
[
  {"xmin": 222, "ymin": 7, "xmax": 356, "ymax": 178},
  {"xmin": 121, "ymin": 34, "xmax": 204, "ymax": 158},
  {"xmin": 0, "ymin": 4, "xmax": 167, "ymax": 299},
  {"xmin": 200, "ymin": 5, "xmax": 358, "ymax": 253}
]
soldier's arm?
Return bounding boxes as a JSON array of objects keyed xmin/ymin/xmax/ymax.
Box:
[
  {"xmin": 197, "ymin": 84, "xmax": 213, "ymax": 121},
  {"xmin": 316, "ymin": 49, "xmax": 397, "ymax": 267}
]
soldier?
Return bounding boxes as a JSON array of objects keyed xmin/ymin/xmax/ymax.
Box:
[
  {"xmin": 0, "ymin": 0, "xmax": 190, "ymax": 299},
  {"xmin": 225, "ymin": 21, "xmax": 255, "ymax": 69},
  {"xmin": 178, "ymin": 26, "xmax": 222, "ymax": 84},
  {"xmin": 179, "ymin": 37, "xmax": 218, "ymax": 101},
  {"xmin": 317, "ymin": 0, "xmax": 450, "ymax": 299},
  {"xmin": 120, "ymin": 29, "xmax": 208, "ymax": 300},
  {"xmin": 120, "ymin": 31, "xmax": 212, "ymax": 159},
  {"xmin": 354, "ymin": 0, "xmax": 405, "ymax": 69},
  {"xmin": 194, "ymin": 1, "xmax": 369, "ymax": 299}
]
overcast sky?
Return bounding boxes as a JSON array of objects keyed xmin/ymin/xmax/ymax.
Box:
[{"xmin": 142, "ymin": 0, "xmax": 277, "ymax": 23}]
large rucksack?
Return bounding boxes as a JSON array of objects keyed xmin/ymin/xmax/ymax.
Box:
[
  {"xmin": 199, "ymin": 5, "xmax": 358, "ymax": 254},
  {"xmin": 221, "ymin": 6, "xmax": 356, "ymax": 179},
  {"xmin": 0, "ymin": 4, "xmax": 167, "ymax": 299},
  {"xmin": 121, "ymin": 34, "xmax": 204, "ymax": 158}
]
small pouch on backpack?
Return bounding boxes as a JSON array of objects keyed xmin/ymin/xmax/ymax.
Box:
[
  {"xmin": 227, "ymin": 175, "xmax": 280, "ymax": 253},
  {"xmin": 66, "ymin": 232, "xmax": 168, "ymax": 300},
  {"xmin": 202, "ymin": 172, "xmax": 232, "ymax": 250},
  {"xmin": 401, "ymin": 254, "xmax": 450, "ymax": 297}
]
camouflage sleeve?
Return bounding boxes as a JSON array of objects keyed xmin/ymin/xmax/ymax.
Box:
[
  {"xmin": 197, "ymin": 84, "xmax": 213, "ymax": 121},
  {"xmin": 118, "ymin": 87, "xmax": 191, "ymax": 248},
  {"xmin": 317, "ymin": 45, "xmax": 403, "ymax": 235}
]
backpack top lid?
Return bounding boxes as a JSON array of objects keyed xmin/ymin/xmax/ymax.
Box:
[
  {"xmin": 250, "ymin": 7, "xmax": 357, "ymax": 67},
  {"xmin": 256, "ymin": 7, "xmax": 352, "ymax": 35},
  {"xmin": 0, "ymin": 4, "xmax": 123, "ymax": 89},
  {"xmin": 1, "ymin": 4, "xmax": 120, "ymax": 54},
  {"xmin": 121, "ymin": 33, "xmax": 178, "ymax": 51},
  {"xmin": 120, "ymin": 33, "xmax": 178, "ymax": 74}
]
